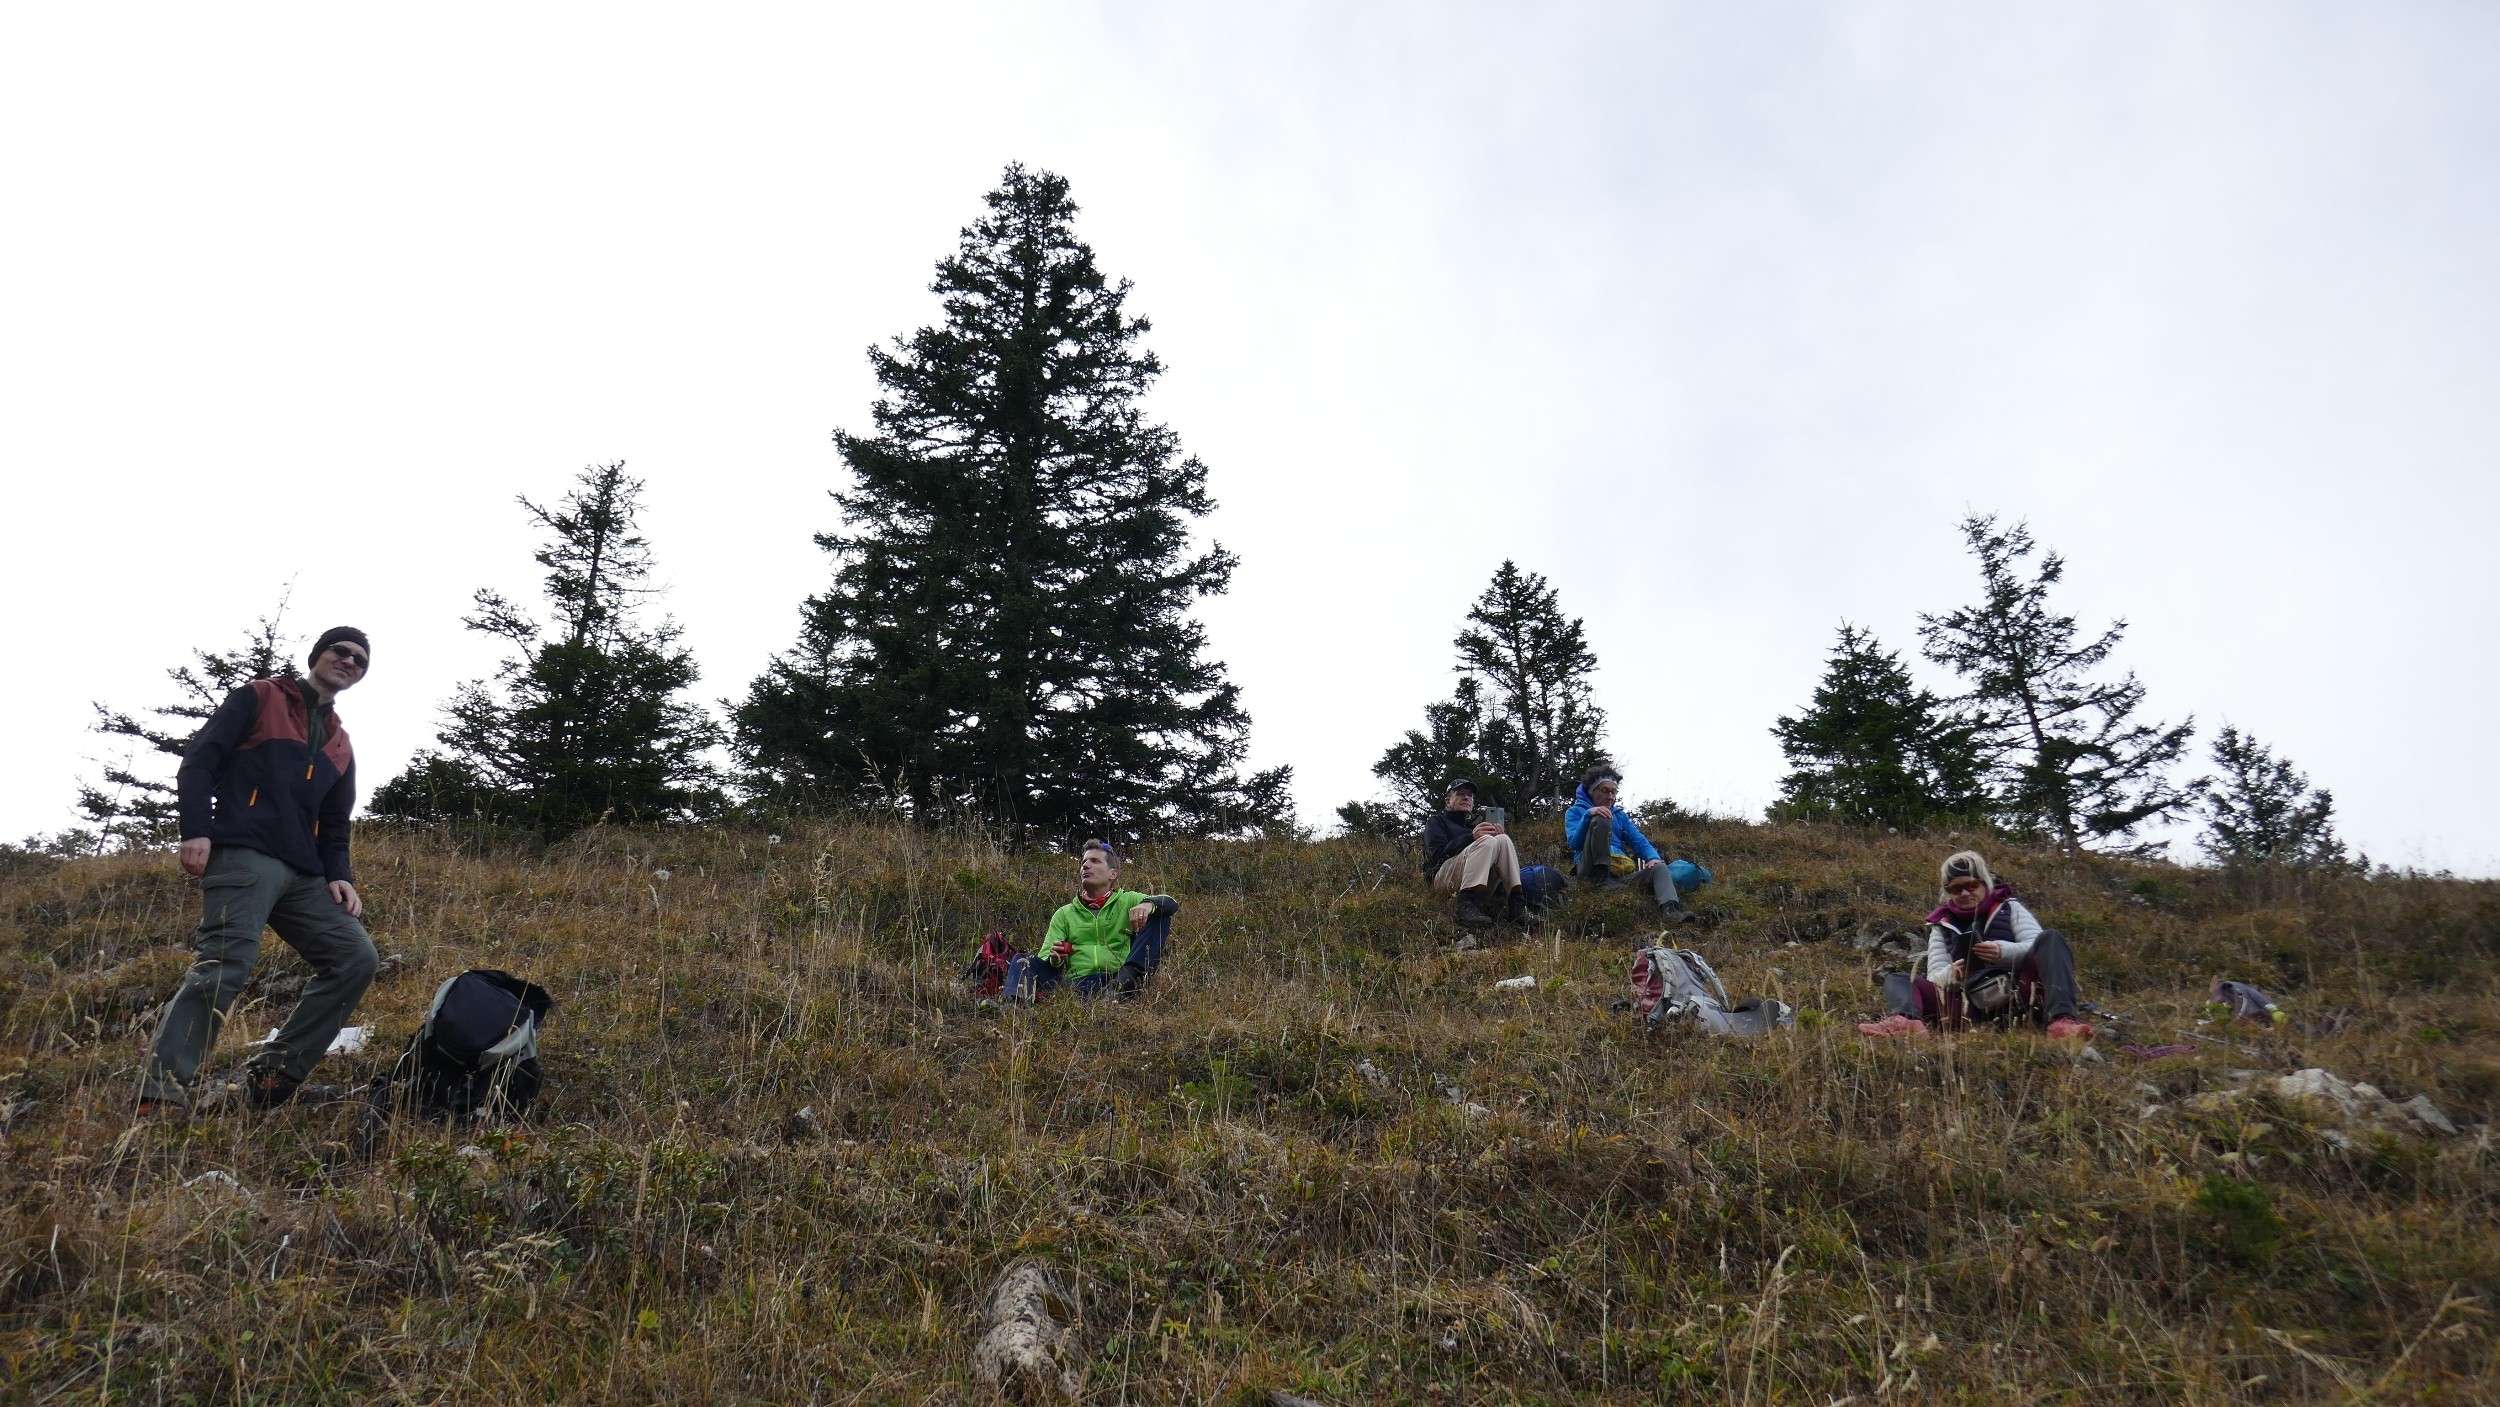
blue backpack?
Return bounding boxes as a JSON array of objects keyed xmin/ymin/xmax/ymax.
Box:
[{"xmin": 1517, "ymin": 864, "xmax": 1568, "ymax": 906}]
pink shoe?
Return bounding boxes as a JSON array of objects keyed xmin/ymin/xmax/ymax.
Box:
[
  {"xmin": 2046, "ymin": 1016, "xmax": 2095, "ymax": 1041},
  {"xmin": 1857, "ymin": 1014, "xmax": 1929, "ymax": 1038}
]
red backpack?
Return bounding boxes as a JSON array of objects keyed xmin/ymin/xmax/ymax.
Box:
[{"xmin": 962, "ymin": 931, "xmax": 1018, "ymax": 997}]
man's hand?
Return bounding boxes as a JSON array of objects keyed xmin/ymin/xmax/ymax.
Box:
[
  {"xmin": 330, "ymin": 881, "xmax": 363, "ymax": 919},
  {"xmin": 1972, "ymin": 940, "xmax": 2004, "ymax": 964},
  {"xmin": 1633, "ymin": 858, "xmax": 1662, "ymax": 875},
  {"xmin": 1586, "ymin": 806, "xmax": 1613, "ymax": 823},
  {"xmin": 1127, "ymin": 902, "xmax": 1154, "ymax": 934},
  {"xmin": 1472, "ymin": 821, "xmax": 1501, "ymax": 840},
  {"xmin": 1050, "ymin": 938, "xmax": 1074, "ymax": 965},
  {"xmin": 179, "ymin": 838, "xmax": 211, "ymax": 877}
]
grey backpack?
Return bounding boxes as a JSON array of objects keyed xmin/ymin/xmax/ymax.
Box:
[{"xmin": 1631, "ymin": 945, "xmax": 1795, "ymax": 1037}]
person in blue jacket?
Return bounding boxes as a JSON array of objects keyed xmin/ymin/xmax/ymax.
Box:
[{"xmin": 1564, "ymin": 766, "xmax": 1704, "ymax": 918}]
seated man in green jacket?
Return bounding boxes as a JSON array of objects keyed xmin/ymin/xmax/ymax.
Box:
[{"xmin": 1008, "ymin": 839, "xmax": 1179, "ymax": 1002}]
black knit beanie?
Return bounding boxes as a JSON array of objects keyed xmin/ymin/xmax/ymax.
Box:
[{"xmin": 308, "ymin": 626, "xmax": 372, "ymax": 672}]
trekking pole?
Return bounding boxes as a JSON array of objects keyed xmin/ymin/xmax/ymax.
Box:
[{"xmin": 2170, "ymin": 1029, "xmax": 2270, "ymax": 1049}]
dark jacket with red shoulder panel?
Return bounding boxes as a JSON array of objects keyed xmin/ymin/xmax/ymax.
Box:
[{"xmin": 176, "ymin": 678, "xmax": 357, "ymax": 883}]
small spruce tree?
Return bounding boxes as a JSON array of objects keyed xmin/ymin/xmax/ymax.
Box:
[
  {"xmin": 1769, "ymin": 623, "xmax": 1983, "ymax": 829},
  {"xmin": 1456, "ymin": 561, "xmax": 1608, "ymax": 813},
  {"xmin": 1339, "ymin": 561, "xmax": 1609, "ymax": 831},
  {"xmin": 73, "ymin": 604, "xmax": 300, "ymax": 852},
  {"xmin": 1919, "ymin": 514, "xmax": 2198, "ymax": 852},
  {"xmin": 2199, "ymin": 725, "xmax": 2348, "ymax": 868},
  {"xmin": 736, "ymin": 164, "xmax": 1287, "ymax": 840},
  {"xmin": 1336, "ymin": 678, "xmax": 1495, "ymax": 836},
  {"xmin": 373, "ymin": 462, "xmax": 723, "ymax": 836}
]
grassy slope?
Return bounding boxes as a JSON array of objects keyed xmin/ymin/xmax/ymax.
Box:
[{"xmin": 0, "ymin": 818, "xmax": 2495, "ymax": 1404}]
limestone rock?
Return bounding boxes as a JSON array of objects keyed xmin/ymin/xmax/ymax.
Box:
[
  {"xmin": 2270, "ymin": 1068, "xmax": 2459, "ymax": 1137},
  {"xmin": 2399, "ymin": 1094, "xmax": 2459, "ymax": 1136},
  {"xmin": 970, "ymin": 1261, "xmax": 1082, "ymax": 1401}
]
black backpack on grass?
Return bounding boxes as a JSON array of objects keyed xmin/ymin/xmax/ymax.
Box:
[{"xmin": 379, "ymin": 968, "xmax": 554, "ymax": 1121}]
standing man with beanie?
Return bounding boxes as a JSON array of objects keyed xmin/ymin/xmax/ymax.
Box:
[{"xmin": 139, "ymin": 627, "xmax": 381, "ymax": 1113}]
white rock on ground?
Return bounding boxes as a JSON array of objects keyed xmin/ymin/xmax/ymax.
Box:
[
  {"xmin": 970, "ymin": 1261, "xmax": 1082, "ymax": 1401},
  {"xmin": 2399, "ymin": 1094, "xmax": 2460, "ymax": 1136},
  {"xmin": 180, "ymin": 1170, "xmax": 257, "ymax": 1204},
  {"xmin": 2271, "ymin": 1068, "xmax": 2459, "ymax": 1137}
]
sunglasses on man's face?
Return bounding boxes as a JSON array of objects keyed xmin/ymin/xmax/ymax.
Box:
[
  {"xmin": 1947, "ymin": 879, "xmax": 1984, "ymax": 893},
  {"xmin": 324, "ymin": 644, "xmax": 369, "ymax": 671}
]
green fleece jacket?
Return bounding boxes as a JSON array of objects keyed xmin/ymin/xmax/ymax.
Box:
[{"xmin": 1044, "ymin": 888, "xmax": 1177, "ymax": 979}]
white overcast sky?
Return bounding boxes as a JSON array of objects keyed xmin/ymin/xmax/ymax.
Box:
[{"xmin": 5, "ymin": 4, "xmax": 2495, "ymax": 871}]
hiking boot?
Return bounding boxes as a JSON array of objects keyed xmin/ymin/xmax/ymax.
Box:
[
  {"xmin": 1453, "ymin": 892, "xmax": 1495, "ymax": 930},
  {"xmin": 1111, "ymin": 962, "xmax": 1149, "ymax": 1002},
  {"xmin": 1504, "ymin": 888, "xmax": 1533, "ymax": 925},
  {"xmin": 1857, "ymin": 1015, "xmax": 1929, "ymax": 1038},
  {"xmin": 2045, "ymin": 1016, "xmax": 2096, "ymax": 1041},
  {"xmin": 1659, "ymin": 899, "xmax": 1698, "ymax": 924},
  {"xmin": 242, "ymin": 1066, "xmax": 303, "ymax": 1111}
]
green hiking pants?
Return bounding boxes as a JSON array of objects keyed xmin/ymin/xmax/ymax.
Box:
[{"xmin": 142, "ymin": 844, "xmax": 378, "ymax": 1103}]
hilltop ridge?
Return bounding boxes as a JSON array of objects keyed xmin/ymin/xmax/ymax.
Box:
[{"xmin": 1, "ymin": 818, "xmax": 2494, "ymax": 1402}]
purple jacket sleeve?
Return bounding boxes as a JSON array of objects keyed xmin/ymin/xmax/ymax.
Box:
[{"xmin": 174, "ymin": 686, "xmax": 257, "ymax": 841}]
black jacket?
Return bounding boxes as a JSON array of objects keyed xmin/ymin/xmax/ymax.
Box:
[
  {"xmin": 1421, "ymin": 809, "xmax": 1481, "ymax": 876},
  {"xmin": 177, "ymin": 678, "xmax": 356, "ymax": 882}
]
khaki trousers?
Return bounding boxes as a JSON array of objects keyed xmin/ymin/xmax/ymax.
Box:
[{"xmin": 1433, "ymin": 833, "xmax": 1522, "ymax": 893}]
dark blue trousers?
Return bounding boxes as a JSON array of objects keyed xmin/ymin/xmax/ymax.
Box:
[{"xmin": 1005, "ymin": 911, "xmax": 1172, "ymax": 1002}]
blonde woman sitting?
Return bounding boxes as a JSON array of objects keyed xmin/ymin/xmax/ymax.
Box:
[{"xmin": 1859, "ymin": 850, "xmax": 2094, "ymax": 1040}]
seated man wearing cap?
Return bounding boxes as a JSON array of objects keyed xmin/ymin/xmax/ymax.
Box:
[
  {"xmin": 1421, "ymin": 778, "xmax": 1528, "ymax": 929},
  {"xmin": 1007, "ymin": 839, "xmax": 1179, "ymax": 1002}
]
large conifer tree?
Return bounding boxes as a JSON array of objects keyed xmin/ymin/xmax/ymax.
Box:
[
  {"xmin": 737, "ymin": 164, "xmax": 1285, "ymax": 839},
  {"xmin": 1919, "ymin": 514, "xmax": 2196, "ymax": 852},
  {"xmin": 1769, "ymin": 623, "xmax": 1983, "ymax": 829},
  {"xmin": 373, "ymin": 462, "xmax": 722, "ymax": 836}
]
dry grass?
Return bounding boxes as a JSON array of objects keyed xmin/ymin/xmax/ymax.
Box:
[{"xmin": 0, "ymin": 816, "xmax": 2494, "ymax": 1403}]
